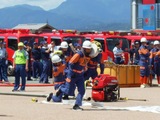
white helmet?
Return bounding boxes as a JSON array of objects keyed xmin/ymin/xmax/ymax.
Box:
[
  {"xmin": 89, "ymin": 43, "xmax": 99, "ymax": 58},
  {"xmin": 153, "ymin": 40, "xmax": 160, "ymax": 45},
  {"xmin": 60, "ymin": 41, "xmax": 68, "ymax": 48},
  {"xmin": 51, "ymin": 55, "xmax": 61, "ymax": 63},
  {"xmin": 140, "ymin": 37, "xmax": 147, "ymax": 43},
  {"xmin": 82, "ymin": 41, "xmax": 92, "ymax": 49}
]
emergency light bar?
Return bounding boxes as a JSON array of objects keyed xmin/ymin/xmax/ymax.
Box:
[
  {"xmin": 57, "ymin": 29, "xmax": 77, "ymax": 34},
  {"xmin": 79, "ymin": 31, "xmax": 97, "ymax": 35},
  {"xmin": 102, "ymin": 31, "xmax": 119, "ymax": 35},
  {"xmin": 0, "ymin": 29, "xmax": 30, "ymax": 34}
]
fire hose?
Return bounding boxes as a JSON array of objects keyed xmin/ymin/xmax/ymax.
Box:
[{"xmin": 119, "ymin": 97, "xmax": 147, "ymax": 101}]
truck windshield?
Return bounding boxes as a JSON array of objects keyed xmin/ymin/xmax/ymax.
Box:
[
  {"xmin": 63, "ymin": 36, "xmax": 86, "ymax": 45},
  {"xmin": 20, "ymin": 36, "xmax": 44, "ymax": 47},
  {"xmin": 106, "ymin": 38, "xmax": 129, "ymax": 52},
  {"xmin": 51, "ymin": 37, "xmax": 61, "ymax": 46},
  {"xmin": 94, "ymin": 38, "xmax": 105, "ymax": 51},
  {"xmin": 8, "ymin": 38, "xmax": 18, "ymax": 50}
]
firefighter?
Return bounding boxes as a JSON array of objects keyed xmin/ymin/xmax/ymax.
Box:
[
  {"xmin": 69, "ymin": 43, "xmax": 81, "ymax": 53},
  {"xmin": 66, "ymin": 40, "xmax": 92, "ymax": 110},
  {"xmin": 12, "ymin": 42, "xmax": 28, "ymax": 91},
  {"xmin": 154, "ymin": 49, "xmax": 160, "ymax": 86},
  {"xmin": 39, "ymin": 41, "xmax": 51, "ymax": 83},
  {"xmin": 138, "ymin": 37, "xmax": 150, "ymax": 88},
  {"xmin": 84, "ymin": 41, "xmax": 104, "ymax": 81},
  {"xmin": 0, "ymin": 41, "xmax": 8, "ymax": 83},
  {"xmin": 133, "ymin": 41, "xmax": 140, "ymax": 65},
  {"xmin": 23, "ymin": 41, "xmax": 32, "ymax": 80},
  {"xmin": 151, "ymin": 41, "xmax": 160, "ymax": 86},
  {"xmin": 113, "ymin": 42, "xmax": 124, "ymax": 64},
  {"xmin": 46, "ymin": 55, "xmax": 70, "ymax": 102},
  {"xmin": 31, "ymin": 42, "xmax": 42, "ymax": 81},
  {"xmin": 129, "ymin": 43, "xmax": 135, "ymax": 65},
  {"xmin": 59, "ymin": 41, "xmax": 73, "ymax": 66}
]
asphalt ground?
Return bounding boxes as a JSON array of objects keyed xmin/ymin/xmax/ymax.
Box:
[{"xmin": 0, "ymin": 77, "xmax": 160, "ymax": 120}]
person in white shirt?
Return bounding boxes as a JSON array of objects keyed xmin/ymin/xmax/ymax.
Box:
[{"xmin": 113, "ymin": 42, "xmax": 124, "ymax": 64}]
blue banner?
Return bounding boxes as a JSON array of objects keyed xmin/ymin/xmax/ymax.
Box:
[{"xmin": 143, "ymin": 4, "xmax": 156, "ymax": 30}]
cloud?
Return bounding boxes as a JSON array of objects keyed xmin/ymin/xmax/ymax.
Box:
[{"xmin": 0, "ymin": 0, "xmax": 66, "ymax": 10}]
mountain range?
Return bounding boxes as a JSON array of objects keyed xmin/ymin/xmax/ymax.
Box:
[{"xmin": 0, "ymin": 0, "xmax": 131, "ymax": 30}]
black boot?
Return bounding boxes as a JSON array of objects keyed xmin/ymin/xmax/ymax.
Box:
[
  {"xmin": 62, "ymin": 95, "xmax": 69, "ymax": 100},
  {"xmin": 46, "ymin": 93, "xmax": 53, "ymax": 102},
  {"xmin": 73, "ymin": 104, "xmax": 83, "ymax": 110},
  {"xmin": 56, "ymin": 89, "xmax": 62, "ymax": 97}
]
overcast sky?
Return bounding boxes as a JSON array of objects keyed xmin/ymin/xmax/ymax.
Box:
[{"xmin": 0, "ymin": 0, "xmax": 65, "ymax": 10}]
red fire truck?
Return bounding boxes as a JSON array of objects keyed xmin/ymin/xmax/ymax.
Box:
[
  {"xmin": 122, "ymin": 31, "xmax": 160, "ymax": 48},
  {"xmin": 80, "ymin": 31, "xmax": 130, "ymax": 64},
  {"xmin": 39, "ymin": 30, "xmax": 86, "ymax": 46},
  {"xmin": 0, "ymin": 29, "xmax": 44, "ymax": 75}
]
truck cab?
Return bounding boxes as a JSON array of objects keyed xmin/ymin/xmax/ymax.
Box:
[
  {"xmin": 39, "ymin": 30, "xmax": 86, "ymax": 46},
  {"xmin": 123, "ymin": 32, "xmax": 160, "ymax": 49},
  {"xmin": 80, "ymin": 31, "xmax": 129, "ymax": 64},
  {"xmin": 0, "ymin": 29, "xmax": 44, "ymax": 76}
]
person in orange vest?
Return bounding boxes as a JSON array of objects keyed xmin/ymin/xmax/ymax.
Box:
[
  {"xmin": 138, "ymin": 37, "xmax": 150, "ymax": 88},
  {"xmin": 46, "ymin": 54, "xmax": 70, "ymax": 102},
  {"xmin": 66, "ymin": 40, "xmax": 92, "ymax": 110}
]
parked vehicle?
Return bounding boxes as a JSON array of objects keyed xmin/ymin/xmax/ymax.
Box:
[{"xmin": 0, "ymin": 29, "xmax": 44, "ymax": 75}]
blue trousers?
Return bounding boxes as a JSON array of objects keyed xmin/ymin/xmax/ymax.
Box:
[
  {"xmin": 84, "ymin": 68, "xmax": 98, "ymax": 81},
  {"xmin": 39, "ymin": 60, "xmax": 49, "ymax": 83},
  {"xmin": 0, "ymin": 59, "xmax": 8, "ymax": 81},
  {"xmin": 14, "ymin": 64, "xmax": 26, "ymax": 90},
  {"xmin": 52, "ymin": 82, "xmax": 70, "ymax": 102},
  {"xmin": 26, "ymin": 62, "xmax": 32, "ymax": 80},
  {"xmin": 68, "ymin": 75, "xmax": 85, "ymax": 106},
  {"xmin": 114, "ymin": 57, "xmax": 124, "ymax": 64},
  {"xmin": 139, "ymin": 61, "xmax": 150, "ymax": 77},
  {"xmin": 32, "ymin": 60, "xmax": 42, "ymax": 78}
]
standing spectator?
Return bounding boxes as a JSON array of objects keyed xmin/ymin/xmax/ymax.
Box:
[
  {"xmin": 133, "ymin": 41, "xmax": 140, "ymax": 65},
  {"xmin": 39, "ymin": 41, "xmax": 51, "ymax": 83},
  {"xmin": 48, "ymin": 41, "xmax": 59, "ymax": 52},
  {"xmin": 31, "ymin": 42, "xmax": 42, "ymax": 81},
  {"xmin": 129, "ymin": 43, "xmax": 135, "ymax": 64},
  {"xmin": 12, "ymin": 42, "xmax": 28, "ymax": 91},
  {"xmin": 0, "ymin": 41, "xmax": 8, "ymax": 83},
  {"xmin": 24, "ymin": 41, "xmax": 32, "ymax": 81},
  {"xmin": 113, "ymin": 43, "xmax": 124, "ymax": 64}
]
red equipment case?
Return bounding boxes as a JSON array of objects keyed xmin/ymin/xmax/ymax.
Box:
[{"xmin": 92, "ymin": 74, "xmax": 120, "ymax": 102}]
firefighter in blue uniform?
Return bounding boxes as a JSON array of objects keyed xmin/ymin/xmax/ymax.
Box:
[
  {"xmin": 31, "ymin": 42, "xmax": 42, "ymax": 80},
  {"xmin": 23, "ymin": 41, "xmax": 32, "ymax": 80},
  {"xmin": 66, "ymin": 40, "xmax": 92, "ymax": 110},
  {"xmin": 129, "ymin": 43, "xmax": 135, "ymax": 65},
  {"xmin": 138, "ymin": 37, "xmax": 150, "ymax": 88},
  {"xmin": 59, "ymin": 41, "xmax": 73, "ymax": 67},
  {"xmin": 133, "ymin": 41, "xmax": 140, "ymax": 65},
  {"xmin": 149, "ymin": 40, "xmax": 159, "ymax": 85},
  {"xmin": 149, "ymin": 40, "xmax": 159, "ymax": 86},
  {"xmin": 46, "ymin": 55, "xmax": 70, "ymax": 102},
  {"xmin": 39, "ymin": 41, "xmax": 51, "ymax": 83},
  {"xmin": 12, "ymin": 42, "xmax": 28, "ymax": 91},
  {"xmin": 0, "ymin": 41, "xmax": 8, "ymax": 83},
  {"xmin": 84, "ymin": 41, "xmax": 104, "ymax": 81},
  {"xmin": 154, "ymin": 49, "xmax": 160, "ymax": 86}
]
